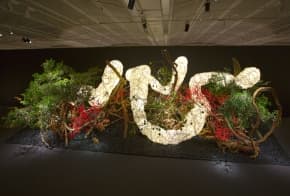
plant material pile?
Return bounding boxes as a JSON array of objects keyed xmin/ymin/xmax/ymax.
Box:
[
  {"xmin": 3, "ymin": 60, "xmax": 110, "ymax": 146},
  {"xmin": 145, "ymin": 58, "xmax": 281, "ymax": 157},
  {"xmin": 3, "ymin": 56, "xmax": 282, "ymax": 158}
]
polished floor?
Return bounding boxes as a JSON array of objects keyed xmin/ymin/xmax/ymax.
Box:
[{"xmin": 0, "ymin": 119, "xmax": 290, "ymax": 196}]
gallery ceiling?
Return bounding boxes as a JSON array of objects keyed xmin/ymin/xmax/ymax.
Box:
[{"xmin": 0, "ymin": 0, "xmax": 290, "ymax": 49}]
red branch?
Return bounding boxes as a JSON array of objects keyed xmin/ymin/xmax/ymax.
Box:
[{"xmin": 69, "ymin": 104, "xmax": 102, "ymax": 139}]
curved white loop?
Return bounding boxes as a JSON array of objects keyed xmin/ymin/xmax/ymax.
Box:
[
  {"xmin": 126, "ymin": 56, "xmax": 206, "ymax": 144},
  {"xmin": 89, "ymin": 60, "xmax": 123, "ymax": 106},
  {"xmin": 126, "ymin": 56, "xmax": 261, "ymax": 144},
  {"xmin": 235, "ymin": 67, "xmax": 260, "ymax": 89}
]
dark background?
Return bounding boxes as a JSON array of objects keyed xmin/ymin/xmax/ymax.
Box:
[{"xmin": 0, "ymin": 46, "xmax": 289, "ymax": 116}]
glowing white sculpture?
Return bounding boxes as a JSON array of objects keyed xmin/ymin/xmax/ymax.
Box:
[
  {"xmin": 89, "ymin": 60, "xmax": 123, "ymax": 106},
  {"xmin": 88, "ymin": 57, "xmax": 261, "ymax": 145},
  {"xmin": 125, "ymin": 57, "xmax": 261, "ymax": 145},
  {"xmin": 234, "ymin": 67, "xmax": 260, "ymax": 89}
]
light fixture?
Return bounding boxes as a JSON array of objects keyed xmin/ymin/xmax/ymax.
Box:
[
  {"xmin": 205, "ymin": 0, "xmax": 210, "ymax": 12},
  {"xmin": 184, "ymin": 22, "xmax": 190, "ymax": 32},
  {"xmin": 128, "ymin": 0, "xmax": 135, "ymax": 10},
  {"xmin": 10, "ymin": 31, "xmax": 14, "ymax": 35},
  {"xmin": 0, "ymin": 33, "xmax": 3, "ymax": 37},
  {"xmin": 141, "ymin": 18, "xmax": 147, "ymax": 31},
  {"xmin": 22, "ymin": 37, "xmax": 32, "ymax": 44},
  {"xmin": 142, "ymin": 20, "xmax": 147, "ymax": 29}
]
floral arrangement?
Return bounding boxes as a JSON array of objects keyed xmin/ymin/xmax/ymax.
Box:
[{"xmin": 3, "ymin": 52, "xmax": 281, "ymax": 158}]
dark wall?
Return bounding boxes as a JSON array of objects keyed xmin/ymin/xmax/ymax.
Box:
[{"xmin": 0, "ymin": 46, "xmax": 290, "ymax": 116}]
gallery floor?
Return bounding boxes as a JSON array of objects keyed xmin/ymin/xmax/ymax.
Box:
[{"xmin": 0, "ymin": 119, "xmax": 289, "ymax": 196}]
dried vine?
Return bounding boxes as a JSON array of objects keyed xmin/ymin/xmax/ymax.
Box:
[
  {"xmin": 106, "ymin": 60, "xmax": 130, "ymax": 138},
  {"xmin": 208, "ymin": 86, "xmax": 282, "ymax": 157},
  {"xmin": 161, "ymin": 49, "xmax": 179, "ymax": 93},
  {"xmin": 253, "ymin": 87, "xmax": 282, "ymax": 144}
]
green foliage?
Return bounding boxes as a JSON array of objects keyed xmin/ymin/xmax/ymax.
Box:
[
  {"xmin": 156, "ymin": 66, "xmax": 172, "ymax": 86},
  {"xmin": 145, "ymin": 86, "xmax": 195, "ymax": 130},
  {"xmin": 203, "ymin": 73, "xmax": 240, "ymax": 96},
  {"xmin": 203, "ymin": 72, "xmax": 277, "ymax": 130},
  {"xmin": 149, "ymin": 62, "xmax": 172, "ymax": 86},
  {"xmin": 4, "ymin": 59, "xmax": 73, "ymax": 129},
  {"xmin": 256, "ymin": 95, "xmax": 278, "ymax": 122},
  {"xmin": 71, "ymin": 66, "xmax": 102, "ymax": 87},
  {"xmin": 220, "ymin": 91, "xmax": 256, "ymax": 129},
  {"xmin": 3, "ymin": 59, "xmax": 102, "ymax": 130},
  {"xmin": 144, "ymin": 65, "xmax": 181, "ymax": 129},
  {"xmin": 219, "ymin": 90, "xmax": 277, "ymax": 129}
]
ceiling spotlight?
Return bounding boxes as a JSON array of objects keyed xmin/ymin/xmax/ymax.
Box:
[
  {"xmin": 142, "ymin": 21, "xmax": 147, "ymax": 29},
  {"xmin": 10, "ymin": 31, "xmax": 14, "ymax": 35},
  {"xmin": 205, "ymin": 0, "xmax": 210, "ymax": 12},
  {"xmin": 128, "ymin": 0, "xmax": 135, "ymax": 10},
  {"xmin": 184, "ymin": 23, "xmax": 190, "ymax": 32},
  {"xmin": 0, "ymin": 33, "xmax": 3, "ymax": 37},
  {"xmin": 22, "ymin": 37, "xmax": 32, "ymax": 44},
  {"xmin": 141, "ymin": 17, "xmax": 147, "ymax": 31}
]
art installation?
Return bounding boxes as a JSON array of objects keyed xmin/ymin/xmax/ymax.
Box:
[{"xmin": 3, "ymin": 51, "xmax": 281, "ymax": 158}]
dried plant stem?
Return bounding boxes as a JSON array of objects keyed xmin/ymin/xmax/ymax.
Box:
[
  {"xmin": 85, "ymin": 127, "xmax": 94, "ymax": 138},
  {"xmin": 210, "ymin": 87, "xmax": 282, "ymax": 157},
  {"xmin": 40, "ymin": 130, "xmax": 50, "ymax": 148},
  {"xmin": 122, "ymin": 100, "xmax": 129, "ymax": 138},
  {"xmin": 59, "ymin": 102, "xmax": 72, "ymax": 147},
  {"xmin": 161, "ymin": 49, "xmax": 178, "ymax": 93},
  {"xmin": 106, "ymin": 60, "xmax": 130, "ymax": 138},
  {"xmin": 252, "ymin": 87, "xmax": 282, "ymax": 144},
  {"xmin": 64, "ymin": 128, "xmax": 68, "ymax": 147}
]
